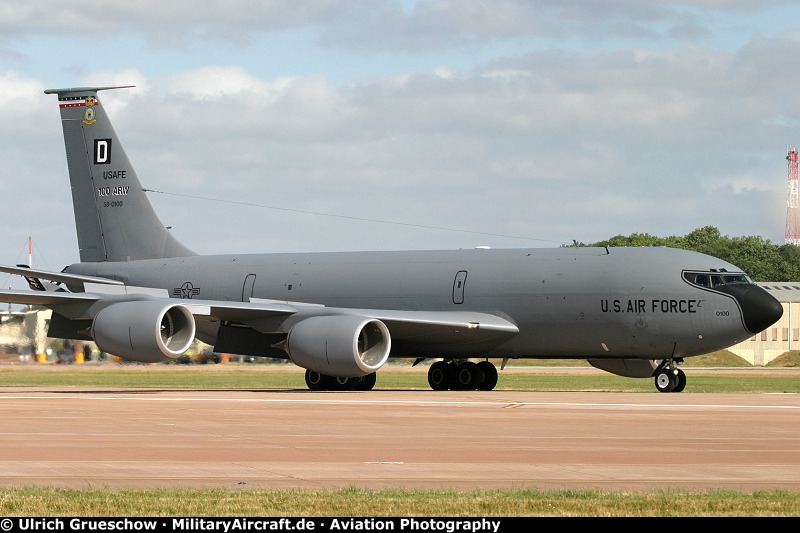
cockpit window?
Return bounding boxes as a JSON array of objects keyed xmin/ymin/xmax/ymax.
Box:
[
  {"xmin": 684, "ymin": 271, "xmax": 751, "ymax": 288},
  {"xmin": 721, "ymin": 274, "xmax": 750, "ymax": 285}
]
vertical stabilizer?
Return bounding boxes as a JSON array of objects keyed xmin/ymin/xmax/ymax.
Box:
[{"xmin": 44, "ymin": 86, "xmax": 194, "ymax": 262}]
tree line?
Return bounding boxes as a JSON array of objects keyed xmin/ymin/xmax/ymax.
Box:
[{"xmin": 570, "ymin": 225, "xmax": 800, "ymax": 282}]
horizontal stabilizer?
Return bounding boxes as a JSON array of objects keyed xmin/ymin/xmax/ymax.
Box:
[
  {"xmin": 0, "ymin": 264, "xmax": 124, "ymax": 290},
  {"xmin": 0, "ymin": 288, "xmax": 99, "ymax": 308}
]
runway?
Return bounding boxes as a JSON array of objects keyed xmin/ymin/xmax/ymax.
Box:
[{"xmin": 1, "ymin": 386, "xmax": 799, "ymax": 491}]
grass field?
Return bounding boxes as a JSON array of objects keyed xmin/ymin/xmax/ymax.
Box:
[
  {"xmin": 1, "ymin": 352, "xmax": 799, "ymax": 517},
  {"xmin": 1, "ymin": 487, "xmax": 799, "ymax": 517},
  {"xmin": 1, "ymin": 350, "xmax": 799, "ymax": 393}
]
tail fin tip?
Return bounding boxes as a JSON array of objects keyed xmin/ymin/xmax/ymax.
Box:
[{"xmin": 44, "ymin": 86, "xmax": 135, "ymax": 95}]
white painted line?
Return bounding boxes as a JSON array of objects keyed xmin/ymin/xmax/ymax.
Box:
[{"xmin": 0, "ymin": 394, "xmax": 798, "ymax": 410}]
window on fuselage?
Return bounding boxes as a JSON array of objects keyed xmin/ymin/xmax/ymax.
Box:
[
  {"xmin": 721, "ymin": 274, "xmax": 750, "ymax": 285},
  {"xmin": 684, "ymin": 271, "xmax": 752, "ymax": 288}
]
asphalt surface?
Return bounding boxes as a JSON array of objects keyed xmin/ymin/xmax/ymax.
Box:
[{"xmin": 1, "ymin": 381, "xmax": 799, "ymax": 491}]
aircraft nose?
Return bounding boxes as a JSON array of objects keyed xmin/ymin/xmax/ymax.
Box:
[{"xmin": 720, "ymin": 284, "xmax": 784, "ymax": 334}]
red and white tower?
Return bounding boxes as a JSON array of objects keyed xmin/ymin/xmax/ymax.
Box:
[{"xmin": 786, "ymin": 146, "xmax": 800, "ymax": 245}]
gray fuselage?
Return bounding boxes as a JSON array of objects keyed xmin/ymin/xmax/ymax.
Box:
[{"xmin": 65, "ymin": 245, "xmax": 769, "ymax": 361}]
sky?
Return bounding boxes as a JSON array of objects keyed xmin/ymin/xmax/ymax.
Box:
[{"xmin": 1, "ymin": 0, "xmax": 799, "ymax": 289}]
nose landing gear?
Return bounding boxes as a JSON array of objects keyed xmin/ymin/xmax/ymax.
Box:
[{"xmin": 654, "ymin": 361, "xmax": 686, "ymax": 393}]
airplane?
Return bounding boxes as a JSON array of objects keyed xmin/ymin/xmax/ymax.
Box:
[{"xmin": 0, "ymin": 85, "xmax": 784, "ymax": 393}]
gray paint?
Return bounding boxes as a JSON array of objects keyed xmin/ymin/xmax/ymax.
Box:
[
  {"xmin": 0, "ymin": 86, "xmax": 784, "ymax": 391},
  {"xmin": 45, "ymin": 87, "xmax": 194, "ymax": 262}
]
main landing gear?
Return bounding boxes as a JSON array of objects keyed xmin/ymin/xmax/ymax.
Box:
[
  {"xmin": 427, "ymin": 360, "xmax": 499, "ymax": 391},
  {"xmin": 304, "ymin": 370, "xmax": 377, "ymax": 391},
  {"xmin": 654, "ymin": 360, "xmax": 686, "ymax": 393}
]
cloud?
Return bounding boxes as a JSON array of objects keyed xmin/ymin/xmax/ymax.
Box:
[{"xmin": 0, "ymin": 0, "xmax": 797, "ymax": 280}]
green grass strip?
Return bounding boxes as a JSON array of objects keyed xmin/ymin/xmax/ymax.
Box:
[
  {"xmin": 0, "ymin": 487, "xmax": 799, "ymax": 516},
  {"xmin": 2, "ymin": 365, "xmax": 800, "ymax": 393}
]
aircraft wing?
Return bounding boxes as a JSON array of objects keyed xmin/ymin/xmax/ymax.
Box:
[
  {"xmin": 368, "ymin": 310, "xmax": 518, "ymax": 353},
  {"xmin": 0, "ymin": 272, "xmax": 517, "ymax": 348},
  {"xmin": 0, "ymin": 266, "xmax": 516, "ymax": 377},
  {"xmin": 271, "ymin": 305, "xmax": 520, "ymax": 353},
  {"xmin": 354, "ymin": 308, "xmax": 518, "ymax": 331},
  {"xmin": 183, "ymin": 297, "xmax": 520, "ymax": 349},
  {"xmin": 0, "ymin": 262, "xmax": 302, "ymax": 324}
]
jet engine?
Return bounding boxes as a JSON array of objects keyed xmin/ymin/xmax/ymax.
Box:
[
  {"xmin": 91, "ymin": 300, "xmax": 196, "ymax": 362},
  {"xmin": 285, "ymin": 315, "xmax": 391, "ymax": 377}
]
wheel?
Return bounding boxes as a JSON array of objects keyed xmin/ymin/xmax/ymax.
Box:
[
  {"xmin": 331, "ymin": 376, "xmax": 354, "ymax": 391},
  {"xmin": 428, "ymin": 361, "xmax": 453, "ymax": 390},
  {"xmin": 654, "ymin": 370, "xmax": 677, "ymax": 393},
  {"xmin": 476, "ymin": 361, "xmax": 498, "ymax": 390},
  {"xmin": 353, "ymin": 372, "xmax": 377, "ymax": 391},
  {"xmin": 305, "ymin": 370, "xmax": 332, "ymax": 391},
  {"xmin": 672, "ymin": 369, "xmax": 687, "ymax": 393},
  {"xmin": 454, "ymin": 361, "xmax": 483, "ymax": 390}
]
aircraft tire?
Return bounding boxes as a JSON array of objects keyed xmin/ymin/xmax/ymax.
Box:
[
  {"xmin": 353, "ymin": 372, "xmax": 377, "ymax": 391},
  {"xmin": 428, "ymin": 361, "xmax": 452, "ymax": 391},
  {"xmin": 673, "ymin": 369, "xmax": 687, "ymax": 393},
  {"xmin": 454, "ymin": 361, "xmax": 483, "ymax": 390},
  {"xmin": 476, "ymin": 361, "xmax": 498, "ymax": 391},
  {"xmin": 654, "ymin": 370, "xmax": 677, "ymax": 393},
  {"xmin": 305, "ymin": 370, "xmax": 333, "ymax": 391},
  {"xmin": 453, "ymin": 363, "xmax": 471, "ymax": 390},
  {"xmin": 331, "ymin": 376, "xmax": 354, "ymax": 391}
]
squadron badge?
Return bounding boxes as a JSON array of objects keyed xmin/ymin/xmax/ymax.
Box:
[{"xmin": 82, "ymin": 96, "xmax": 97, "ymax": 125}]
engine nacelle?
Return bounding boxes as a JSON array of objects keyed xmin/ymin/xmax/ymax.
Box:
[
  {"xmin": 92, "ymin": 300, "xmax": 196, "ymax": 363},
  {"xmin": 588, "ymin": 358, "xmax": 661, "ymax": 378},
  {"xmin": 285, "ymin": 315, "xmax": 391, "ymax": 377}
]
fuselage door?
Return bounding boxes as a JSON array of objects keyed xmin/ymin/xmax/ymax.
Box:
[
  {"xmin": 453, "ymin": 270, "xmax": 467, "ymax": 304},
  {"xmin": 242, "ymin": 274, "xmax": 256, "ymax": 302}
]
